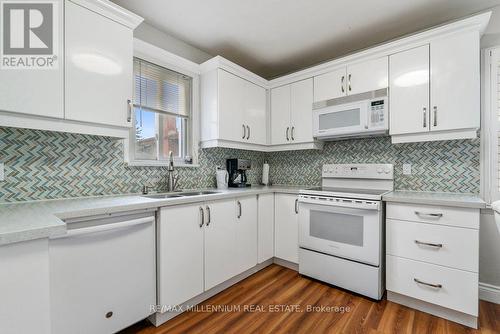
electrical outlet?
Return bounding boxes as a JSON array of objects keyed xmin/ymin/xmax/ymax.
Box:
[
  {"xmin": 402, "ymin": 163, "xmax": 412, "ymax": 175},
  {"xmin": 0, "ymin": 163, "xmax": 4, "ymax": 181}
]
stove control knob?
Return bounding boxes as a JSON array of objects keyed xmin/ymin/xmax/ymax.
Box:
[
  {"xmin": 377, "ymin": 167, "xmax": 383, "ymax": 174},
  {"xmin": 384, "ymin": 168, "xmax": 391, "ymax": 174}
]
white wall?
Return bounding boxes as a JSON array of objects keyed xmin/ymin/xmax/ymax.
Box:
[{"xmin": 134, "ymin": 22, "xmax": 213, "ymax": 64}]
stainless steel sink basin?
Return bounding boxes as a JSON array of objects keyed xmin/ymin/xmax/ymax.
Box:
[
  {"xmin": 180, "ymin": 191, "xmax": 220, "ymax": 196},
  {"xmin": 146, "ymin": 194, "xmax": 184, "ymax": 199},
  {"xmin": 143, "ymin": 190, "xmax": 220, "ymax": 199}
]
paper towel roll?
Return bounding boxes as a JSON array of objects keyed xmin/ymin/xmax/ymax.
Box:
[{"xmin": 262, "ymin": 163, "xmax": 269, "ymax": 185}]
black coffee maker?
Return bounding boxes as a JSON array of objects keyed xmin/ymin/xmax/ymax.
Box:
[{"xmin": 226, "ymin": 159, "xmax": 251, "ymax": 187}]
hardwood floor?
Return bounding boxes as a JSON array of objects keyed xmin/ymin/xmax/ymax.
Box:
[{"xmin": 120, "ymin": 264, "xmax": 500, "ymax": 334}]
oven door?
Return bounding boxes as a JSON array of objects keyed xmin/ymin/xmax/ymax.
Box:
[
  {"xmin": 298, "ymin": 200, "xmax": 382, "ymax": 266},
  {"xmin": 313, "ymin": 101, "xmax": 369, "ymax": 138}
]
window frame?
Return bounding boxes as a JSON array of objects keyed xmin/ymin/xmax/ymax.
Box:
[{"xmin": 124, "ymin": 38, "xmax": 201, "ymax": 167}]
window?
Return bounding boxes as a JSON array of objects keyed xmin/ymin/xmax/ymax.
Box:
[{"xmin": 130, "ymin": 57, "xmax": 193, "ymax": 165}]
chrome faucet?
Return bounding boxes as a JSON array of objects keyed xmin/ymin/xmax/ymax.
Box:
[{"xmin": 167, "ymin": 151, "xmax": 179, "ymax": 192}]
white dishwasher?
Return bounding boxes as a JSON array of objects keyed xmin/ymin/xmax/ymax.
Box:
[{"xmin": 49, "ymin": 210, "xmax": 156, "ymax": 334}]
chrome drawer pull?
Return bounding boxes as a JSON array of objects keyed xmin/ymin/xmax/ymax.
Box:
[
  {"xmin": 414, "ymin": 211, "xmax": 443, "ymax": 218},
  {"xmin": 414, "ymin": 278, "xmax": 442, "ymax": 289},
  {"xmin": 415, "ymin": 240, "xmax": 443, "ymax": 248}
]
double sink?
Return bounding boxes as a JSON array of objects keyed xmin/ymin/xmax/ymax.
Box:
[{"xmin": 144, "ymin": 190, "xmax": 220, "ymax": 199}]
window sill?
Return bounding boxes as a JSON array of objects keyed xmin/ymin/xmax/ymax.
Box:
[{"xmin": 127, "ymin": 160, "xmax": 200, "ymax": 168}]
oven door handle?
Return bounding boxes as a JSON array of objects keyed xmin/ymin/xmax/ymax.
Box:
[{"xmin": 298, "ymin": 196, "xmax": 380, "ymax": 211}]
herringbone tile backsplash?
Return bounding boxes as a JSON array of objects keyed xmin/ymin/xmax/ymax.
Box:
[{"xmin": 0, "ymin": 127, "xmax": 480, "ymax": 202}]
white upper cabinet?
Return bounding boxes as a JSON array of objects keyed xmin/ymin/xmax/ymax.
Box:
[
  {"xmin": 271, "ymin": 84, "xmax": 291, "ymax": 145},
  {"xmin": 244, "ymin": 80, "xmax": 267, "ymax": 145},
  {"xmin": 0, "ymin": 2, "xmax": 64, "ymax": 119},
  {"xmin": 313, "ymin": 56, "xmax": 388, "ymax": 102},
  {"xmin": 290, "ymin": 78, "xmax": 314, "ymax": 143},
  {"xmin": 218, "ymin": 69, "xmax": 245, "ymax": 142},
  {"xmin": 271, "ymin": 78, "xmax": 314, "ymax": 145},
  {"xmin": 390, "ymin": 45, "xmax": 430, "ymax": 135},
  {"xmin": 0, "ymin": 0, "xmax": 142, "ymax": 137},
  {"xmin": 390, "ymin": 30, "xmax": 481, "ymax": 143},
  {"xmin": 313, "ymin": 68, "xmax": 346, "ymax": 102},
  {"xmin": 430, "ymin": 31, "xmax": 480, "ymax": 132},
  {"xmin": 201, "ymin": 66, "xmax": 267, "ymax": 148},
  {"xmin": 346, "ymin": 56, "xmax": 388, "ymax": 95},
  {"xmin": 65, "ymin": 0, "xmax": 134, "ymax": 128}
]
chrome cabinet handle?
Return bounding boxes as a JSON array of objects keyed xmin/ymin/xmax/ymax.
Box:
[
  {"xmin": 348, "ymin": 74, "xmax": 352, "ymax": 92},
  {"xmin": 286, "ymin": 127, "xmax": 290, "ymax": 141},
  {"xmin": 127, "ymin": 99, "xmax": 132, "ymax": 123},
  {"xmin": 291, "ymin": 126, "xmax": 295, "ymax": 140},
  {"xmin": 242, "ymin": 125, "xmax": 246, "ymax": 139},
  {"xmin": 199, "ymin": 207, "xmax": 204, "ymax": 228},
  {"xmin": 341, "ymin": 76, "xmax": 345, "ymax": 93},
  {"xmin": 205, "ymin": 206, "xmax": 211, "ymax": 226},
  {"xmin": 433, "ymin": 106, "xmax": 437, "ymax": 127},
  {"xmin": 414, "ymin": 211, "xmax": 443, "ymax": 219},
  {"xmin": 237, "ymin": 201, "xmax": 242, "ymax": 218},
  {"xmin": 415, "ymin": 240, "xmax": 443, "ymax": 248},
  {"xmin": 294, "ymin": 199, "xmax": 299, "ymax": 214},
  {"xmin": 423, "ymin": 107, "xmax": 427, "ymax": 128},
  {"xmin": 414, "ymin": 278, "xmax": 442, "ymax": 289},
  {"xmin": 246, "ymin": 125, "xmax": 250, "ymax": 140}
]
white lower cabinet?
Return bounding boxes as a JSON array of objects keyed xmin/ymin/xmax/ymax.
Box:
[
  {"xmin": 204, "ymin": 199, "xmax": 239, "ymax": 290},
  {"xmin": 49, "ymin": 213, "xmax": 156, "ymax": 334},
  {"xmin": 0, "ymin": 239, "xmax": 51, "ymax": 334},
  {"xmin": 385, "ymin": 202, "xmax": 480, "ymax": 328},
  {"xmin": 158, "ymin": 203, "xmax": 205, "ymax": 307},
  {"xmin": 235, "ymin": 197, "xmax": 258, "ymax": 274},
  {"xmin": 258, "ymin": 193, "xmax": 275, "ymax": 263},
  {"xmin": 158, "ymin": 196, "xmax": 259, "ymax": 307},
  {"xmin": 274, "ymin": 193, "xmax": 299, "ymax": 263}
]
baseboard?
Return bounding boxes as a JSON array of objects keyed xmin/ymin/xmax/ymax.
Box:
[
  {"xmin": 479, "ymin": 282, "xmax": 500, "ymax": 304},
  {"xmin": 273, "ymin": 257, "xmax": 299, "ymax": 271},
  {"xmin": 149, "ymin": 259, "xmax": 274, "ymax": 327},
  {"xmin": 387, "ymin": 291, "xmax": 477, "ymax": 329}
]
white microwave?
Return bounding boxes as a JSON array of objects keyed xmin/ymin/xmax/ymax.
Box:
[{"xmin": 313, "ymin": 88, "xmax": 388, "ymax": 140}]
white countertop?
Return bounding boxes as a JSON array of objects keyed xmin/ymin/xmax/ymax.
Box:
[
  {"xmin": 0, "ymin": 185, "xmax": 304, "ymax": 246},
  {"xmin": 383, "ymin": 190, "xmax": 486, "ymax": 209}
]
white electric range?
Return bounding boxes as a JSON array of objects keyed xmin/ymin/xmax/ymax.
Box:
[{"xmin": 298, "ymin": 163, "xmax": 394, "ymax": 300}]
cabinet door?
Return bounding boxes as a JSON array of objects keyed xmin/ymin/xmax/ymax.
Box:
[
  {"xmin": 271, "ymin": 85, "xmax": 291, "ymax": 145},
  {"xmin": 258, "ymin": 193, "xmax": 275, "ymax": 263},
  {"xmin": 218, "ymin": 69, "xmax": 245, "ymax": 141},
  {"xmin": 347, "ymin": 56, "xmax": 388, "ymax": 95},
  {"xmin": 245, "ymin": 81, "xmax": 267, "ymax": 145},
  {"xmin": 290, "ymin": 78, "xmax": 314, "ymax": 143},
  {"xmin": 205, "ymin": 199, "xmax": 238, "ymax": 290},
  {"xmin": 430, "ymin": 31, "xmax": 480, "ymax": 132},
  {"xmin": 65, "ymin": 1, "xmax": 133, "ymax": 127},
  {"xmin": 0, "ymin": 239, "xmax": 50, "ymax": 334},
  {"xmin": 235, "ymin": 196, "xmax": 258, "ymax": 273},
  {"xmin": 313, "ymin": 67, "xmax": 347, "ymax": 102},
  {"xmin": 389, "ymin": 45, "xmax": 430, "ymax": 135},
  {"xmin": 0, "ymin": 3, "xmax": 63, "ymax": 119},
  {"xmin": 158, "ymin": 205, "xmax": 204, "ymax": 306},
  {"xmin": 274, "ymin": 194, "xmax": 299, "ymax": 263}
]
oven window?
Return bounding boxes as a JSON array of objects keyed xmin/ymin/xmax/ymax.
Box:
[
  {"xmin": 319, "ymin": 108, "xmax": 360, "ymax": 130},
  {"xmin": 310, "ymin": 210, "xmax": 364, "ymax": 246}
]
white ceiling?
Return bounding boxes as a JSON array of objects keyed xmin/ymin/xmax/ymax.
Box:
[{"xmin": 112, "ymin": 0, "xmax": 500, "ymax": 79}]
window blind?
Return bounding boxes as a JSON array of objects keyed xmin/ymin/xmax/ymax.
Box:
[{"xmin": 133, "ymin": 57, "xmax": 192, "ymax": 117}]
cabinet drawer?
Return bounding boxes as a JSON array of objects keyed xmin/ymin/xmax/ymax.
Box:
[
  {"xmin": 386, "ymin": 255, "xmax": 478, "ymax": 316},
  {"xmin": 387, "ymin": 219, "xmax": 478, "ymax": 272},
  {"xmin": 386, "ymin": 203, "xmax": 479, "ymax": 229}
]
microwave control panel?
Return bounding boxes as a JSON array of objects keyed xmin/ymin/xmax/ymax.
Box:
[{"xmin": 369, "ymin": 98, "xmax": 386, "ymax": 127}]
